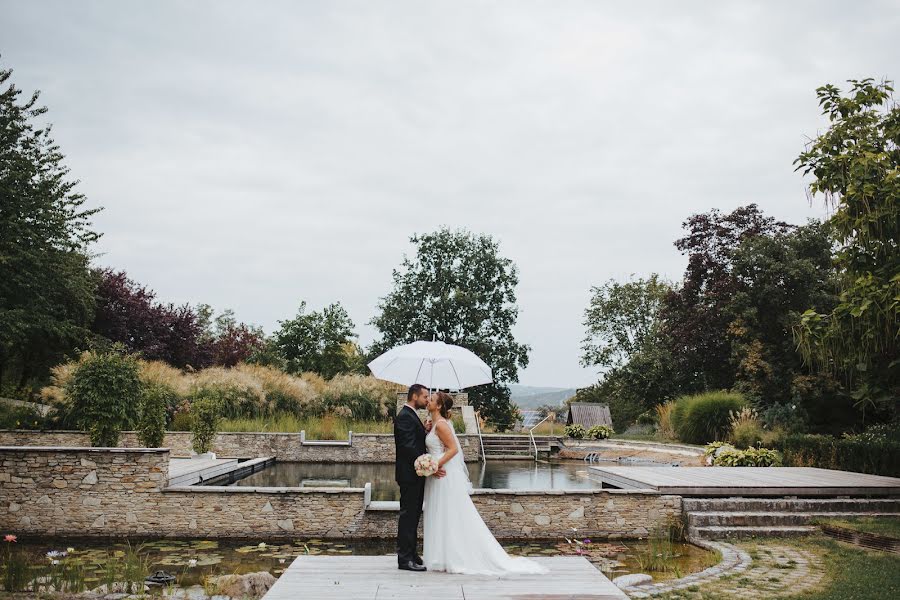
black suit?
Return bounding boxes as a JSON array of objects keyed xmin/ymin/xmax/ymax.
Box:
[{"xmin": 394, "ymin": 404, "xmax": 426, "ymax": 565}]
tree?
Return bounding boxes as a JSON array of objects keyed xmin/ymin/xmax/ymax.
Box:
[
  {"xmin": 66, "ymin": 349, "xmax": 142, "ymax": 447},
  {"xmin": 92, "ymin": 268, "xmax": 212, "ymax": 369},
  {"xmin": 370, "ymin": 229, "xmax": 529, "ymax": 431},
  {"xmin": 659, "ymin": 205, "xmax": 792, "ymax": 393},
  {"xmin": 0, "ymin": 64, "xmax": 101, "ymax": 392},
  {"xmin": 581, "ymin": 274, "xmax": 671, "ymax": 371},
  {"xmin": 196, "ymin": 306, "xmax": 266, "ymax": 367},
  {"xmin": 269, "ymin": 301, "xmax": 358, "ymax": 378},
  {"xmin": 794, "ymin": 79, "xmax": 899, "ymax": 422}
]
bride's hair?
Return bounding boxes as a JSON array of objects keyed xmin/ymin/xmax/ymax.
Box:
[{"xmin": 435, "ymin": 391, "xmax": 454, "ymax": 419}]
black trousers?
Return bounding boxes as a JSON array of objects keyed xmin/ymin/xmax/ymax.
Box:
[{"xmin": 397, "ymin": 479, "xmax": 425, "ymax": 564}]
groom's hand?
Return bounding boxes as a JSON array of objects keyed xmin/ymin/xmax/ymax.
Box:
[{"xmin": 433, "ymin": 467, "xmax": 446, "ymax": 478}]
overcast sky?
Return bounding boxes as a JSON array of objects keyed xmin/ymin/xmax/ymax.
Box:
[{"xmin": 2, "ymin": 1, "xmax": 897, "ymax": 387}]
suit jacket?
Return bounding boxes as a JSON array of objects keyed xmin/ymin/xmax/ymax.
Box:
[{"xmin": 394, "ymin": 405, "xmax": 427, "ymax": 483}]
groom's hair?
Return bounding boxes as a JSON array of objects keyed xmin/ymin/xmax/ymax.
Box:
[{"xmin": 407, "ymin": 384, "xmax": 428, "ymax": 401}]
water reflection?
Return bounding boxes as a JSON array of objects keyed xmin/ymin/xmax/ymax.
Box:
[{"xmin": 227, "ymin": 460, "xmax": 601, "ymax": 501}]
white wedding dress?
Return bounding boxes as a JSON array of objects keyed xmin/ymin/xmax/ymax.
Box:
[{"xmin": 422, "ymin": 420, "xmax": 548, "ymax": 575}]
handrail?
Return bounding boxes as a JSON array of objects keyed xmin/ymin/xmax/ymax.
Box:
[
  {"xmin": 475, "ymin": 410, "xmax": 486, "ymax": 463},
  {"xmin": 528, "ymin": 414, "xmax": 553, "ymax": 460}
]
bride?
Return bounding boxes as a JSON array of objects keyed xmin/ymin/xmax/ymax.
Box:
[{"xmin": 422, "ymin": 391, "xmax": 547, "ymax": 575}]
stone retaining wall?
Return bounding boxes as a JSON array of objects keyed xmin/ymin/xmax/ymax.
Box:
[
  {"xmin": 0, "ymin": 430, "xmax": 481, "ymax": 462},
  {"xmin": 1, "ymin": 447, "xmax": 680, "ymax": 539}
]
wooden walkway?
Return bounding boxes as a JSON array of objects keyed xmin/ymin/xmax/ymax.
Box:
[
  {"xmin": 262, "ymin": 555, "xmax": 627, "ymax": 599},
  {"xmin": 589, "ymin": 466, "xmax": 900, "ymax": 496}
]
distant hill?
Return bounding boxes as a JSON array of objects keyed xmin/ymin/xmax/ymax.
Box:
[{"xmin": 508, "ymin": 385, "xmax": 577, "ymax": 410}]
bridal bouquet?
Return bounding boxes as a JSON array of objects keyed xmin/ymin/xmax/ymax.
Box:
[{"xmin": 414, "ymin": 454, "xmax": 439, "ymax": 477}]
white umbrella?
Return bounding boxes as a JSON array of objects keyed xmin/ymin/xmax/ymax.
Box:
[{"xmin": 367, "ymin": 340, "xmax": 493, "ymax": 390}]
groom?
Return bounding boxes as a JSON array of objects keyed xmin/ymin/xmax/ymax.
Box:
[{"xmin": 394, "ymin": 384, "xmax": 444, "ymax": 571}]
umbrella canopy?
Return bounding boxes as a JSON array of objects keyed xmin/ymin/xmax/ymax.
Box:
[{"xmin": 367, "ymin": 340, "xmax": 493, "ymax": 390}]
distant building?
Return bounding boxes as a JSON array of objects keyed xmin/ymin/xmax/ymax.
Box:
[{"xmin": 565, "ymin": 403, "xmax": 613, "ymax": 428}]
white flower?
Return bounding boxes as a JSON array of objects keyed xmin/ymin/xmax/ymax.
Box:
[
  {"xmin": 66, "ymin": 547, "xmax": 75, "ymax": 553},
  {"xmin": 278, "ymin": 558, "xmax": 286, "ymax": 564},
  {"xmin": 258, "ymin": 542, "xmax": 267, "ymax": 548},
  {"xmin": 47, "ymin": 550, "xmax": 62, "ymax": 559},
  {"xmin": 51, "ymin": 559, "xmax": 59, "ymax": 566},
  {"xmin": 188, "ymin": 559, "xmax": 198, "ymax": 568}
]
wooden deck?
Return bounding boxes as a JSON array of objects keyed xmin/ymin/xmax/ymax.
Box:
[
  {"xmin": 167, "ymin": 456, "xmax": 274, "ymax": 487},
  {"xmin": 589, "ymin": 466, "xmax": 900, "ymax": 496},
  {"xmin": 262, "ymin": 555, "xmax": 627, "ymax": 599}
]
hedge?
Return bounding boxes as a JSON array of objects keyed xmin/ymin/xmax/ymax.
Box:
[{"xmin": 782, "ymin": 432, "xmax": 900, "ymax": 478}]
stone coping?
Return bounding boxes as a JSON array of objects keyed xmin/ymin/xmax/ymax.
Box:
[
  {"xmin": 0, "ymin": 429, "xmax": 413, "ymax": 438},
  {"xmin": 0, "ymin": 445, "xmax": 169, "ymax": 453},
  {"xmin": 164, "ymin": 485, "xmax": 369, "ymax": 494}
]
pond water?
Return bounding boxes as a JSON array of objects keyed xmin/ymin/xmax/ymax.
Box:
[
  {"xmin": 213, "ymin": 460, "xmax": 603, "ymax": 500},
  {"xmin": 4, "ymin": 536, "xmax": 718, "ymax": 593}
]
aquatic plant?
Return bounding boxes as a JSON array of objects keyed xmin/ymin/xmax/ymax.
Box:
[{"xmin": 2, "ymin": 533, "xmax": 30, "ymax": 592}]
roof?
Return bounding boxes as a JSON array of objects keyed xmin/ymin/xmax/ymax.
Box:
[{"xmin": 567, "ymin": 403, "xmax": 613, "ymax": 427}]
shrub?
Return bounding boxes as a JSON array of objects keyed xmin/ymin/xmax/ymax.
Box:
[
  {"xmin": 66, "ymin": 350, "xmax": 143, "ymax": 447},
  {"xmin": 587, "ymin": 425, "xmax": 614, "ymax": 440},
  {"xmin": 320, "ymin": 374, "xmax": 396, "ymax": 421},
  {"xmin": 782, "ymin": 423, "xmax": 900, "ymax": 477},
  {"xmin": 671, "ymin": 391, "xmax": 747, "ymax": 445},
  {"xmin": 137, "ymin": 383, "xmax": 172, "ymax": 447},
  {"xmin": 190, "ymin": 367, "xmax": 268, "ymax": 418},
  {"xmin": 235, "ymin": 364, "xmax": 317, "ymax": 416},
  {"xmin": 565, "ymin": 424, "xmax": 586, "ymax": 439},
  {"xmin": 169, "ymin": 399, "xmax": 192, "ymax": 431},
  {"xmin": 655, "ymin": 401, "xmax": 676, "ymax": 440},
  {"xmin": 728, "ymin": 407, "xmax": 764, "ymax": 449},
  {"xmin": 704, "ymin": 442, "xmax": 782, "ymax": 466},
  {"xmin": 0, "ymin": 403, "xmax": 44, "ymax": 430},
  {"xmin": 190, "ymin": 391, "xmax": 222, "ymax": 454}
]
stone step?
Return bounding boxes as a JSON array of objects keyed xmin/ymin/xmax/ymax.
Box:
[
  {"xmin": 688, "ymin": 525, "xmax": 817, "ymax": 540},
  {"xmin": 687, "ymin": 511, "xmax": 900, "ymax": 528},
  {"xmin": 479, "ymin": 454, "xmax": 538, "ymax": 460},
  {"xmin": 681, "ymin": 497, "xmax": 900, "ymax": 513}
]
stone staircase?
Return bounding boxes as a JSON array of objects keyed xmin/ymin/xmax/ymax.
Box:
[
  {"xmin": 480, "ymin": 435, "xmax": 558, "ymax": 460},
  {"xmin": 684, "ymin": 497, "xmax": 900, "ymax": 540}
]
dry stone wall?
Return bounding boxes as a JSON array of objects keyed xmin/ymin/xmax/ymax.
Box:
[
  {"xmin": 0, "ymin": 430, "xmax": 481, "ymax": 462},
  {"xmin": 1, "ymin": 447, "xmax": 680, "ymax": 540}
]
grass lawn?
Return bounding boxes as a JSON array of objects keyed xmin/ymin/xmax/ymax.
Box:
[
  {"xmin": 816, "ymin": 516, "xmax": 900, "ymax": 539},
  {"xmin": 791, "ymin": 537, "xmax": 900, "ymax": 600}
]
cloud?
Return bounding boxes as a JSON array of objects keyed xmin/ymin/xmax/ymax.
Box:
[{"xmin": 2, "ymin": 0, "xmax": 897, "ymax": 386}]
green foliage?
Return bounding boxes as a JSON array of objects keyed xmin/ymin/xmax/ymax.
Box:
[
  {"xmin": 704, "ymin": 442, "xmax": 782, "ymax": 466},
  {"xmin": 189, "ymin": 391, "xmax": 222, "ymax": 454},
  {"xmin": 0, "ymin": 402, "xmax": 45, "ymax": 430},
  {"xmin": 587, "ymin": 425, "xmax": 613, "ymax": 440},
  {"xmin": 794, "ymin": 79, "xmax": 899, "ymax": 420},
  {"xmin": 369, "ymin": 228, "xmax": 528, "ymax": 431},
  {"xmin": 782, "ymin": 422, "xmax": 900, "ymax": 477},
  {"xmin": 565, "ymin": 424, "xmax": 586, "ymax": 439},
  {"xmin": 66, "ymin": 349, "xmax": 142, "ymax": 447},
  {"xmin": 581, "ymin": 274, "xmax": 671, "ymax": 370},
  {"xmin": 136, "ymin": 383, "xmax": 171, "ymax": 447},
  {"xmin": 264, "ymin": 301, "xmax": 360, "ymax": 378},
  {"xmin": 319, "ymin": 374, "xmax": 396, "ymax": 420},
  {"xmin": 0, "ymin": 64, "xmax": 101, "ymax": 393},
  {"xmin": 2, "ymin": 539, "xmax": 30, "ymax": 592},
  {"xmin": 671, "ymin": 391, "xmax": 747, "ymax": 445}
]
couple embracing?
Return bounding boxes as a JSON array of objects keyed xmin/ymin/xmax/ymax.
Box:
[{"xmin": 393, "ymin": 384, "xmax": 546, "ymax": 575}]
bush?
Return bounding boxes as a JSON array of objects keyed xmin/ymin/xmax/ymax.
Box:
[
  {"xmin": 782, "ymin": 423, "xmax": 900, "ymax": 477},
  {"xmin": 587, "ymin": 425, "xmax": 614, "ymax": 440},
  {"xmin": 137, "ymin": 383, "xmax": 172, "ymax": 447},
  {"xmin": 320, "ymin": 374, "xmax": 396, "ymax": 421},
  {"xmin": 671, "ymin": 391, "xmax": 747, "ymax": 445},
  {"xmin": 728, "ymin": 407, "xmax": 764, "ymax": 449},
  {"xmin": 190, "ymin": 391, "xmax": 222, "ymax": 454},
  {"xmin": 565, "ymin": 424, "xmax": 586, "ymax": 439},
  {"xmin": 190, "ymin": 367, "xmax": 268, "ymax": 418},
  {"xmin": 704, "ymin": 442, "xmax": 782, "ymax": 466},
  {"xmin": 655, "ymin": 401, "xmax": 676, "ymax": 440},
  {"xmin": 235, "ymin": 364, "xmax": 318, "ymax": 416},
  {"xmin": 0, "ymin": 403, "xmax": 45, "ymax": 430},
  {"xmin": 66, "ymin": 350, "xmax": 142, "ymax": 447}
]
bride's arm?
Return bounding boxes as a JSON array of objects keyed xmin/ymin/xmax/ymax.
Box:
[{"xmin": 434, "ymin": 420, "xmax": 458, "ymax": 468}]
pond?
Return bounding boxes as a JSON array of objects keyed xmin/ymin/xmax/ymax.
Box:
[
  {"xmin": 2, "ymin": 536, "xmax": 719, "ymax": 594},
  {"xmin": 208, "ymin": 460, "xmax": 604, "ymax": 500}
]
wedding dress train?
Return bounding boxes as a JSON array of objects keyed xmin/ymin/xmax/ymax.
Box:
[{"xmin": 422, "ymin": 421, "xmax": 547, "ymax": 575}]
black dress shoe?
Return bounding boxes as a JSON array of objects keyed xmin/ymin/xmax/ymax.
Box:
[
  {"xmin": 398, "ymin": 560, "xmax": 427, "ymax": 572},
  {"xmin": 414, "ymin": 556, "xmax": 424, "ymax": 566}
]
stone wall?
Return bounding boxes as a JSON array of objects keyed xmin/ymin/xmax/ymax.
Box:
[
  {"xmin": 0, "ymin": 430, "xmax": 481, "ymax": 462},
  {"xmin": 1, "ymin": 447, "xmax": 680, "ymax": 540}
]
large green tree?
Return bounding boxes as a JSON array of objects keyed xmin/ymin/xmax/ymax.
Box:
[
  {"xmin": 370, "ymin": 229, "xmax": 529, "ymax": 431},
  {"xmin": 266, "ymin": 301, "xmax": 359, "ymax": 378},
  {"xmin": 0, "ymin": 64, "xmax": 100, "ymax": 392},
  {"xmin": 794, "ymin": 79, "xmax": 899, "ymax": 421}
]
